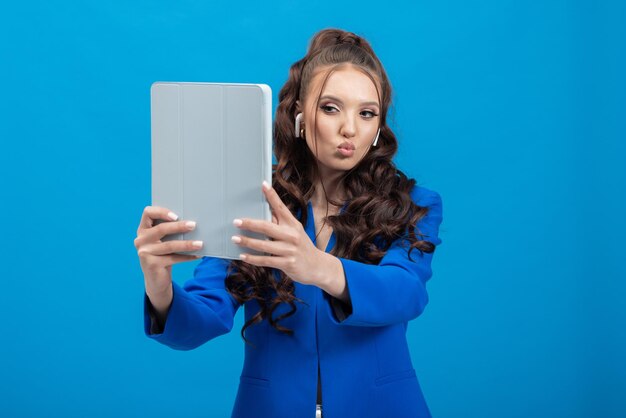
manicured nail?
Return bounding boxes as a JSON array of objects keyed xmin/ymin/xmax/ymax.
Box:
[
  {"xmin": 192, "ymin": 240, "xmax": 203, "ymax": 248},
  {"xmin": 168, "ymin": 211, "xmax": 179, "ymax": 221},
  {"xmin": 231, "ymin": 235, "xmax": 242, "ymax": 244},
  {"xmin": 233, "ymin": 219, "xmax": 243, "ymax": 227},
  {"xmin": 239, "ymin": 254, "xmax": 247, "ymax": 260},
  {"xmin": 185, "ymin": 221, "xmax": 196, "ymax": 229},
  {"xmin": 262, "ymin": 181, "xmax": 270, "ymax": 190}
]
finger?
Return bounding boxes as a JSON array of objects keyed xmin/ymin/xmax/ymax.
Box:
[
  {"xmin": 239, "ymin": 253, "xmax": 291, "ymax": 270},
  {"xmin": 139, "ymin": 239, "xmax": 204, "ymax": 256},
  {"xmin": 232, "ymin": 234, "xmax": 291, "ymax": 256},
  {"xmin": 138, "ymin": 206, "xmax": 179, "ymax": 232},
  {"xmin": 135, "ymin": 219, "xmax": 197, "ymax": 246},
  {"xmin": 272, "ymin": 213, "xmax": 278, "ymax": 224},
  {"xmin": 142, "ymin": 253, "xmax": 202, "ymax": 270},
  {"xmin": 235, "ymin": 218, "xmax": 293, "ymax": 242},
  {"xmin": 262, "ymin": 182, "xmax": 295, "ymax": 224},
  {"xmin": 164, "ymin": 253, "xmax": 203, "ymax": 267}
]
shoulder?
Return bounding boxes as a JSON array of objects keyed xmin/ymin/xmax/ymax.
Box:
[
  {"xmin": 409, "ymin": 185, "xmax": 444, "ymax": 246},
  {"xmin": 409, "ymin": 184, "xmax": 443, "ymax": 211},
  {"xmin": 196, "ymin": 256, "xmax": 231, "ymax": 275}
]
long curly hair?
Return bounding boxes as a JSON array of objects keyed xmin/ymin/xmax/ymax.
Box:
[{"xmin": 225, "ymin": 28, "xmax": 436, "ymax": 346}]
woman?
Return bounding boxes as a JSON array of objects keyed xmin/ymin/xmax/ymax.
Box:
[{"xmin": 134, "ymin": 28, "xmax": 443, "ymax": 418}]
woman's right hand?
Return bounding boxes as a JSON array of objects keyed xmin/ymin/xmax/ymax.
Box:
[{"xmin": 134, "ymin": 206, "xmax": 203, "ymax": 297}]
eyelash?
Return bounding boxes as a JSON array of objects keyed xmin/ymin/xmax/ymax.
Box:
[{"xmin": 320, "ymin": 105, "xmax": 379, "ymax": 119}]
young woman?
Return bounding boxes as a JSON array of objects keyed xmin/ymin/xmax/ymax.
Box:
[{"xmin": 134, "ymin": 28, "xmax": 443, "ymax": 418}]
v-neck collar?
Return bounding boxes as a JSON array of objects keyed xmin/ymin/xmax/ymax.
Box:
[{"xmin": 304, "ymin": 201, "xmax": 348, "ymax": 253}]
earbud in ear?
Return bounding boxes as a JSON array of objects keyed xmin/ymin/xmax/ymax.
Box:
[
  {"xmin": 295, "ymin": 113, "xmax": 303, "ymax": 138},
  {"xmin": 372, "ymin": 128, "xmax": 381, "ymax": 146}
]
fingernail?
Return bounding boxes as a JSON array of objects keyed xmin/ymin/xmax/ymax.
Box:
[
  {"xmin": 186, "ymin": 221, "xmax": 196, "ymax": 229},
  {"xmin": 262, "ymin": 181, "xmax": 270, "ymax": 190},
  {"xmin": 231, "ymin": 235, "xmax": 242, "ymax": 244},
  {"xmin": 192, "ymin": 240, "xmax": 203, "ymax": 248},
  {"xmin": 239, "ymin": 254, "xmax": 247, "ymax": 260},
  {"xmin": 233, "ymin": 219, "xmax": 243, "ymax": 227},
  {"xmin": 168, "ymin": 211, "xmax": 179, "ymax": 221}
]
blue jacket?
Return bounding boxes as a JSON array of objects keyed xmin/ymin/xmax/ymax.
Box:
[{"xmin": 144, "ymin": 185, "xmax": 443, "ymax": 418}]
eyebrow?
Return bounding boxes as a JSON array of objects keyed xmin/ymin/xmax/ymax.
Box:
[{"xmin": 318, "ymin": 94, "xmax": 380, "ymax": 108}]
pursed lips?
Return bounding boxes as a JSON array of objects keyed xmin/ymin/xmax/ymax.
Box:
[{"xmin": 337, "ymin": 141, "xmax": 355, "ymax": 150}]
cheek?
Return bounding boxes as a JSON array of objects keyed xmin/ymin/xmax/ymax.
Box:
[
  {"xmin": 311, "ymin": 117, "xmax": 339, "ymax": 144},
  {"xmin": 318, "ymin": 124, "xmax": 337, "ymax": 143},
  {"xmin": 359, "ymin": 125, "xmax": 378, "ymax": 147}
]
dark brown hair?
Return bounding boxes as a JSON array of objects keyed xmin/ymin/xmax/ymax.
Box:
[{"xmin": 225, "ymin": 28, "xmax": 435, "ymax": 346}]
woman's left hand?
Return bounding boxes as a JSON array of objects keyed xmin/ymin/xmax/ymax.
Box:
[{"xmin": 231, "ymin": 181, "xmax": 324, "ymax": 286}]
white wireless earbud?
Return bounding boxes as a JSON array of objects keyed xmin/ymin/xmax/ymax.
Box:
[
  {"xmin": 295, "ymin": 113, "xmax": 303, "ymax": 138},
  {"xmin": 372, "ymin": 128, "xmax": 380, "ymax": 146}
]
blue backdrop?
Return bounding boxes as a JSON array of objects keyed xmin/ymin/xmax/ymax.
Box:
[{"xmin": 1, "ymin": 1, "xmax": 624, "ymax": 417}]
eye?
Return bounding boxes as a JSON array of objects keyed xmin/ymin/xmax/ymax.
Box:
[
  {"xmin": 361, "ymin": 110, "xmax": 379, "ymax": 119},
  {"xmin": 320, "ymin": 104, "xmax": 339, "ymax": 113}
]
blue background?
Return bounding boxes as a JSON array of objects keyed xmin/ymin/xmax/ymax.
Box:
[{"xmin": 1, "ymin": 1, "xmax": 624, "ymax": 417}]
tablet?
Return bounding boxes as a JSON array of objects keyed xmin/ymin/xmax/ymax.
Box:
[{"xmin": 151, "ymin": 82, "xmax": 273, "ymax": 260}]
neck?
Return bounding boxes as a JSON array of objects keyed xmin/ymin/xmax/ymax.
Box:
[{"xmin": 310, "ymin": 170, "xmax": 346, "ymax": 209}]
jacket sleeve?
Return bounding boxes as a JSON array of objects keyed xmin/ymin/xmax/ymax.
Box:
[
  {"xmin": 143, "ymin": 256, "xmax": 241, "ymax": 350},
  {"xmin": 323, "ymin": 188, "xmax": 443, "ymax": 327}
]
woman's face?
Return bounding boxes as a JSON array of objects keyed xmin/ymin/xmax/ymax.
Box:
[{"xmin": 297, "ymin": 65, "xmax": 381, "ymax": 179}]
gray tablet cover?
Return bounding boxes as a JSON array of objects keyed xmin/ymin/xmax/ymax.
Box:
[{"xmin": 151, "ymin": 82, "xmax": 272, "ymax": 260}]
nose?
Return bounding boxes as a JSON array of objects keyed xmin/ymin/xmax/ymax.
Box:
[{"xmin": 339, "ymin": 114, "xmax": 357, "ymax": 138}]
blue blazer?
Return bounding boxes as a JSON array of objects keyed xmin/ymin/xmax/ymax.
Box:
[{"xmin": 144, "ymin": 185, "xmax": 443, "ymax": 418}]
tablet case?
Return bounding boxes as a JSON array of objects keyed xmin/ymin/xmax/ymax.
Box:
[{"xmin": 151, "ymin": 82, "xmax": 272, "ymax": 260}]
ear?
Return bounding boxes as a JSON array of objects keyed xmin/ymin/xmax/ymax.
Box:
[{"xmin": 294, "ymin": 100, "xmax": 302, "ymax": 119}]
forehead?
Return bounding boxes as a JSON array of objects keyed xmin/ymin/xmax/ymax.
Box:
[{"xmin": 308, "ymin": 65, "xmax": 380, "ymax": 105}]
